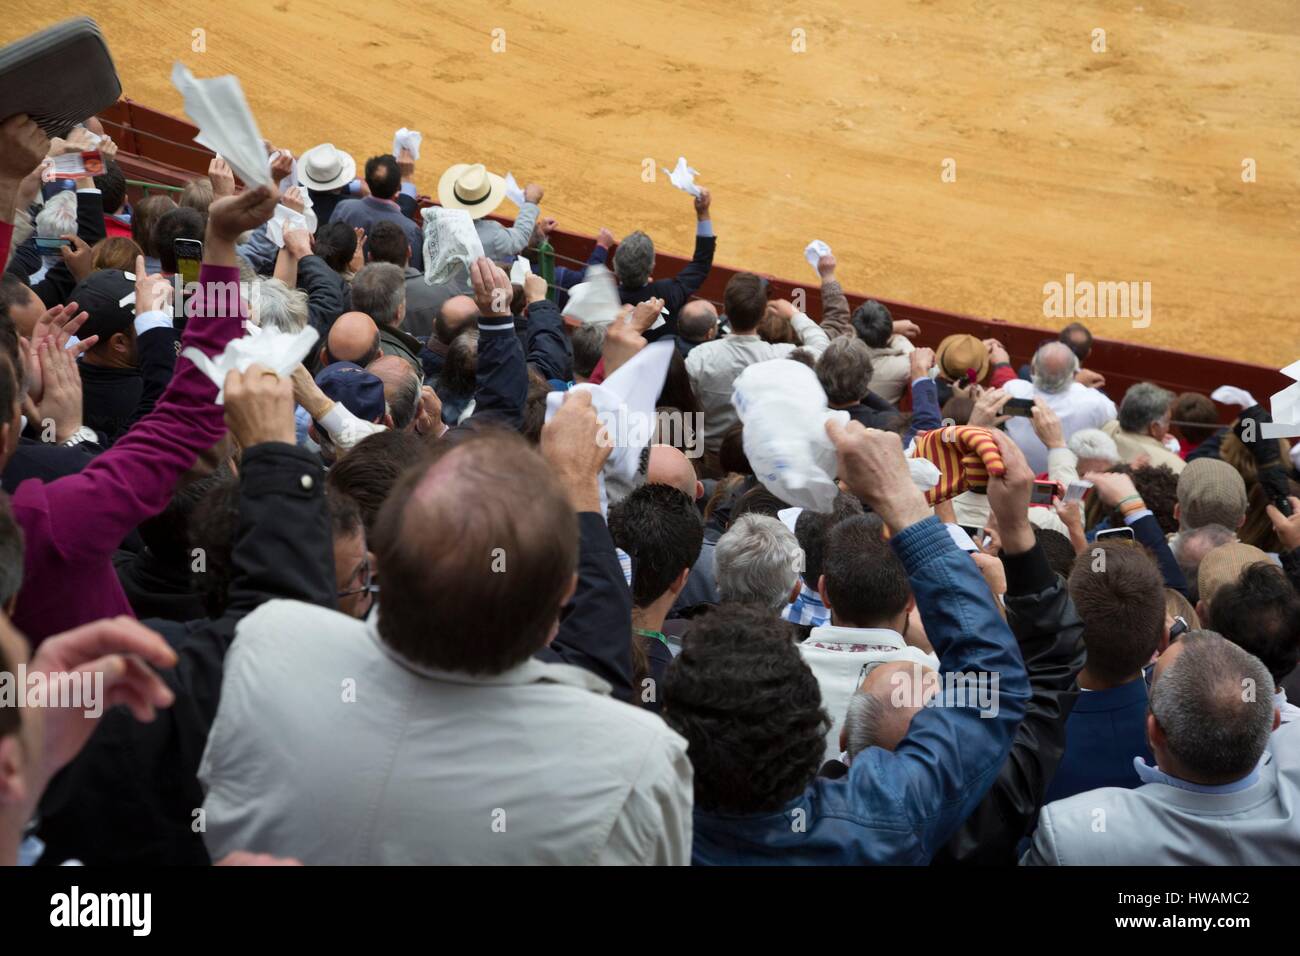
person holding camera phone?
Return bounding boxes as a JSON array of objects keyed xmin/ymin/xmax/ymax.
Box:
[{"xmin": 1085, "ymin": 470, "xmax": 1188, "ymax": 595}]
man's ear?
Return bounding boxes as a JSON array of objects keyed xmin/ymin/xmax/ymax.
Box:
[
  {"xmin": 1173, "ymin": 502, "xmax": 1181, "ymax": 523},
  {"xmin": 816, "ymin": 574, "xmax": 830, "ymax": 610},
  {"xmin": 110, "ymin": 331, "xmax": 131, "ymax": 355},
  {"xmin": 1146, "ymin": 711, "xmax": 1164, "ymax": 752},
  {"xmin": 1195, "ymin": 598, "xmax": 1207, "ymax": 621},
  {"xmin": 669, "ymin": 567, "xmax": 690, "ymax": 597},
  {"xmin": 693, "ymin": 480, "xmax": 703, "ymax": 502},
  {"xmin": 0, "ymin": 735, "xmax": 29, "ymax": 807}
]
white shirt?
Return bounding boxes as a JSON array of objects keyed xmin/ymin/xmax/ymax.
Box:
[
  {"xmin": 200, "ymin": 600, "xmax": 694, "ymax": 865},
  {"xmin": 685, "ymin": 313, "xmax": 830, "ymax": 452},
  {"xmin": 798, "ymin": 624, "xmax": 940, "ymax": 763},
  {"xmin": 1003, "ymin": 379, "xmax": 1117, "ymax": 474}
]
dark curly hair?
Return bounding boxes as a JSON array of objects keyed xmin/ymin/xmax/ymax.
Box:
[
  {"xmin": 1114, "ymin": 463, "xmax": 1180, "ymax": 535},
  {"xmin": 663, "ymin": 603, "xmax": 830, "ymax": 814},
  {"xmin": 1209, "ymin": 562, "xmax": 1300, "ymax": 686}
]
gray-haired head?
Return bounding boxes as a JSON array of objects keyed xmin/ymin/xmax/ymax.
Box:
[
  {"xmin": 1030, "ymin": 341, "xmax": 1079, "ymax": 394},
  {"xmin": 714, "ymin": 513, "xmax": 801, "ymax": 612},
  {"xmin": 1067, "ymin": 427, "xmax": 1120, "ymax": 474},
  {"xmin": 1149, "ymin": 630, "xmax": 1276, "ymax": 784},
  {"xmin": 816, "ymin": 336, "xmax": 874, "ymax": 406},
  {"xmin": 35, "ymin": 190, "xmax": 77, "ymax": 242},
  {"xmin": 350, "ymin": 262, "xmax": 407, "ymax": 329},
  {"xmin": 253, "ymin": 278, "xmax": 310, "ymax": 334},
  {"xmin": 1172, "ymin": 524, "xmax": 1237, "ymax": 604},
  {"xmin": 570, "ymin": 323, "xmax": 606, "ymax": 381},
  {"xmin": 1119, "ymin": 382, "xmax": 1175, "ymax": 435},
  {"xmin": 842, "ymin": 688, "xmax": 888, "ymax": 759},
  {"xmin": 613, "ymin": 231, "xmax": 655, "ymax": 289}
]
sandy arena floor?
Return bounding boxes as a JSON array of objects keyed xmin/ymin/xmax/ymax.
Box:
[{"xmin": 7, "ymin": 1, "xmax": 1299, "ymax": 366}]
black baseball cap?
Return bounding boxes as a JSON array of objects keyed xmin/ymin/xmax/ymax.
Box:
[{"xmin": 68, "ymin": 269, "xmax": 136, "ymax": 342}]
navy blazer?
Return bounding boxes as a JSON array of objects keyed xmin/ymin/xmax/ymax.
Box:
[{"xmin": 1043, "ymin": 675, "xmax": 1153, "ymax": 804}]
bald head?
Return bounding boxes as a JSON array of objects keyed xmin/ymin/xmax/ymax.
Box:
[
  {"xmin": 326, "ymin": 312, "xmax": 381, "ymax": 366},
  {"xmin": 434, "ymin": 295, "xmax": 479, "ymax": 345},
  {"xmin": 842, "ymin": 661, "xmax": 938, "ymax": 756},
  {"xmin": 647, "ymin": 444, "xmax": 703, "ymax": 501},
  {"xmin": 1031, "ymin": 341, "xmax": 1079, "ymax": 394},
  {"xmin": 367, "ymin": 354, "xmax": 422, "ymax": 430},
  {"xmin": 370, "ymin": 431, "xmax": 579, "ymax": 674},
  {"xmin": 678, "ymin": 299, "xmax": 719, "ymax": 344}
]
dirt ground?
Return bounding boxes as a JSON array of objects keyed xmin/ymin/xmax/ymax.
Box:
[{"xmin": 8, "ymin": 1, "xmax": 1299, "ymax": 366}]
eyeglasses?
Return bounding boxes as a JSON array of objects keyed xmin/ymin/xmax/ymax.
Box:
[{"xmin": 338, "ymin": 555, "xmax": 379, "ymax": 612}]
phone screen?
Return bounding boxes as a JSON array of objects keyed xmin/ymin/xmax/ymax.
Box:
[
  {"xmin": 1003, "ymin": 398, "xmax": 1035, "ymax": 417},
  {"xmin": 1096, "ymin": 527, "xmax": 1136, "ymax": 541},
  {"xmin": 35, "ymin": 237, "xmax": 72, "ymax": 251},
  {"xmin": 1030, "ymin": 481, "xmax": 1058, "ymax": 505}
]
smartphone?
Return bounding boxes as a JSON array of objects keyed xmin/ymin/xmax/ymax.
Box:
[
  {"xmin": 958, "ymin": 524, "xmax": 983, "ymax": 541},
  {"xmin": 173, "ymin": 238, "xmax": 203, "ymax": 322},
  {"xmin": 1003, "ymin": 397, "xmax": 1035, "ymax": 418},
  {"xmin": 1096, "ymin": 526, "xmax": 1135, "ymax": 542},
  {"xmin": 1064, "ymin": 479, "xmax": 1093, "ymax": 504},
  {"xmin": 1030, "ymin": 480, "xmax": 1059, "ymax": 506},
  {"xmin": 34, "ymin": 236, "xmax": 72, "ymax": 251}
]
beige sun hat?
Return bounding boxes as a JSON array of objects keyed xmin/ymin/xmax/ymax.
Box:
[
  {"xmin": 297, "ymin": 143, "xmax": 356, "ymax": 192},
  {"xmin": 438, "ymin": 163, "xmax": 507, "ymax": 219}
]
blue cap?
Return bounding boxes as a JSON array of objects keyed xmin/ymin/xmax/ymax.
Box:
[{"xmin": 315, "ymin": 361, "xmax": 386, "ymax": 422}]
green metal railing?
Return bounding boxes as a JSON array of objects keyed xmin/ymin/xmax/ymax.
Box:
[{"xmin": 125, "ymin": 178, "xmax": 183, "ymax": 196}]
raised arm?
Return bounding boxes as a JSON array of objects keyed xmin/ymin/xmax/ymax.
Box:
[
  {"xmin": 935, "ymin": 438, "xmax": 1086, "ymax": 864},
  {"xmin": 521, "ymin": 272, "xmax": 572, "ymax": 382},
  {"xmin": 459, "ymin": 257, "xmax": 528, "ymax": 430},
  {"xmin": 535, "ymin": 389, "xmax": 633, "ymax": 701},
  {"xmin": 668, "ymin": 188, "xmax": 716, "ymax": 301},
  {"xmin": 1086, "ymin": 469, "xmax": 1188, "ymax": 595},
  {"xmin": 828, "ymin": 422, "xmax": 1030, "ymax": 860},
  {"xmin": 39, "ymin": 187, "xmax": 280, "ymax": 561},
  {"xmin": 817, "ymin": 254, "xmax": 853, "ymax": 339}
]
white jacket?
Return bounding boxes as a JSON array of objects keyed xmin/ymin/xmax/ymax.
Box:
[{"xmin": 200, "ymin": 599, "xmax": 693, "ymax": 865}]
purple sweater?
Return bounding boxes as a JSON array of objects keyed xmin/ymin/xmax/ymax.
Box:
[{"xmin": 12, "ymin": 264, "xmax": 244, "ymax": 643}]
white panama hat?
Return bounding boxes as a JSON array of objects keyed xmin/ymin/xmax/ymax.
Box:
[
  {"xmin": 437, "ymin": 162, "xmax": 507, "ymax": 220},
  {"xmin": 297, "ymin": 143, "xmax": 356, "ymax": 192}
]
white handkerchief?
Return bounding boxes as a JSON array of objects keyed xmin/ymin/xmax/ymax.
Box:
[
  {"xmin": 182, "ymin": 325, "xmax": 319, "ymax": 404},
  {"xmin": 804, "ymin": 240, "xmax": 832, "ymax": 275},
  {"xmin": 907, "ymin": 456, "xmax": 942, "ymax": 490},
  {"xmin": 544, "ymin": 340, "xmax": 676, "ymax": 513},
  {"xmin": 661, "ymin": 156, "xmax": 702, "ymax": 198},
  {"xmin": 777, "ymin": 507, "xmax": 803, "ymax": 534},
  {"xmin": 171, "ymin": 63, "xmax": 274, "ymax": 189},
  {"xmin": 1210, "ymin": 385, "xmax": 1257, "ymax": 408},
  {"xmin": 509, "ymin": 256, "xmax": 532, "ymax": 286},
  {"xmin": 1263, "ymin": 359, "xmax": 1300, "ymax": 439},
  {"xmin": 264, "ymin": 204, "xmax": 316, "ymax": 248},
  {"xmin": 503, "ymin": 172, "xmax": 526, "ymax": 207},
  {"xmin": 392, "ymin": 127, "xmax": 422, "ymax": 161},
  {"xmin": 562, "ymin": 264, "xmax": 622, "ymax": 326},
  {"xmin": 421, "ymin": 206, "xmax": 485, "ymax": 285}
]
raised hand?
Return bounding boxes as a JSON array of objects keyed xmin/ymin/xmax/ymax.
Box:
[
  {"xmin": 693, "ymin": 186, "xmax": 712, "ymax": 219},
  {"xmin": 35, "ymin": 337, "xmax": 84, "ymax": 442},
  {"xmin": 223, "ymin": 363, "xmax": 296, "ymax": 448},
  {"xmin": 207, "ymin": 185, "xmax": 278, "ymax": 245},
  {"xmin": 58, "ymin": 234, "xmax": 94, "ymax": 283},
  {"xmin": 824, "ymin": 419, "xmax": 930, "ymax": 533},
  {"xmin": 208, "ymin": 156, "xmax": 236, "ymax": 198},
  {"xmin": 983, "ymin": 429, "xmax": 1036, "ymax": 554},
  {"xmin": 541, "ymin": 389, "xmax": 611, "ymax": 513},
  {"xmin": 1029, "ymin": 398, "xmax": 1066, "ymax": 449},
  {"xmin": 968, "ymin": 388, "xmax": 1012, "ymax": 428},
  {"xmin": 469, "ymin": 256, "xmax": 513, "ymax": 318}
]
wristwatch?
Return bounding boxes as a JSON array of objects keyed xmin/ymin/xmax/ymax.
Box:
[{"xmin": 61, "ymin": 426, "xmax": 98, "ymax": 448}]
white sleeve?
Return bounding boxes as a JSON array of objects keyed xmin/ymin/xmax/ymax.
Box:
[{"xmin": 791, "ymin": 311, "xmax": 830, "ymax": 355}]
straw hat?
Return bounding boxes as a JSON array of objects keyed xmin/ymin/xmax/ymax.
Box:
[
  {"xmin": 297, "ymin": 143, "xmax": 356, "ymax": 192},
  {"xmin": 437, "ymin": 163, "xmax": 507, "ymax": 220},
  {"xmin": 936, "ymin": 333, "xmax": 990, "ymax": 383}
]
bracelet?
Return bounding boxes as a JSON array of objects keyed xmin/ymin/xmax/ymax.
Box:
[{"xmin": 1116, "ymin": 494, "xmax": 1143, "ymax": 507}]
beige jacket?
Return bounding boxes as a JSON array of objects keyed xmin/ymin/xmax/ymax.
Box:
[
  {"xmin": 1102, "ymin": 419, "xmax": 1186, "ymax": 474},
  {"xmin": 820, "ymin": 278, "xmax": 913, "ymax": 404},
  {"xmin": 200, "ymin": 600, "xmax": 694, "ymax": 865}
]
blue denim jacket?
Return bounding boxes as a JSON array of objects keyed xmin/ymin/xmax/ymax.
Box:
[{"xmin": 692, "ymin": 516, "xmax": 1030, "ymax": 864}]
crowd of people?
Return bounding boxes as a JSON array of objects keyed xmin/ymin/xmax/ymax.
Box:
[{"xmin": 0, "ymin": 104, "xmax": 1297, "ymax": 867}]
